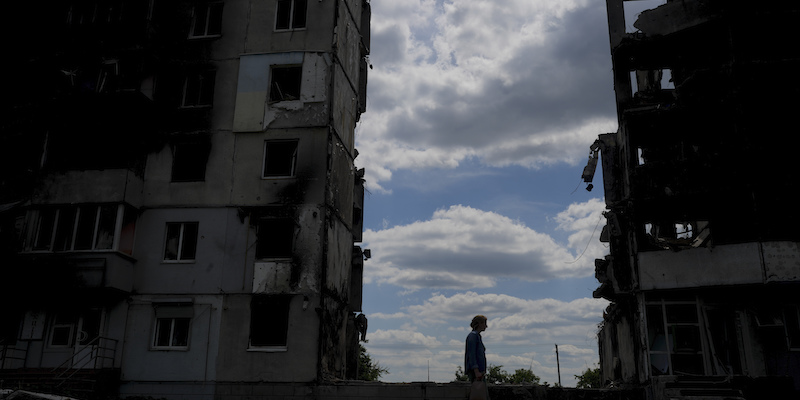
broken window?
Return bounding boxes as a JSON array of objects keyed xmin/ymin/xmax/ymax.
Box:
[
  {"xmin": 66, "ymin": 0, "xmax": 124, "ymax": 26},
  {"xmin": 646, "ymin": 298, "xmax": 707, "ymax": 376},
  {"xmin": 96, "ymin": 60, "xmax": 119, "ymax": 93},
  {"xmin": 263, "ymin": 140, "xmax": 298, "ymax": 178},
  {"xmin": 255, "ymin": 218, "xmax": 294, "ymax": 259},
  {"xmin": 171, "ymin": 141, "xmax": 211, "ymax": 182},
  {"xmin": 163, "ymin": 222, "xmax": 199, "ymax": 262},
  {"xmin": 249, "ymin": 295, "xmax": 291, "ymax": 349},
  {"xmin": 784, "ymin": 306, "xmax": 800, "ymax": 350},
  {"xmin": 181, "ymin": 70, "xmax": 216, "ymax": 107},
  {"xmin": 275, "ymin": 0, "xmax": 307, "ymax": 30},
  {"xmin": 189, "ymin": 1, "xmax": 223, "ymax": 38},
  {"xmin": 269, "ymin": 66, "xmax": 302, "ymax": 102},
  {"xmin": 645, "ymin": 220, "xmax": 710, "ymax": 249}
]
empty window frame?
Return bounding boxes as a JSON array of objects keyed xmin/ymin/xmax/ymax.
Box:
[
  {"xmin": 275, "ymin": 0, "xmax": 307, "ymax": 30},
  {"xmin": 181, "ymin": 70, "xmax": 216, "ymax": 107},
  {"xmin": 255, "ymin": 218, "xmax": 294, "ymax": 259},
  {"xmin": 66, "ymin": 0, "xmax": 124, "ymax": 26},
  {"xmin": 646, "ymin": 298, "xmax": 708, "ymax": 376},
  {"xmin": 28, "ymin": 205, "xmax": 125, "ymax": 252},
  {"xmin": 189, "ymin": 1, "xmax": 223, "ymax": 38},
  {"xmin": 163, "ymin": 222, "xmax": 199, "ymax": 262},
  {"xmin": 153, "ymin": 317, "xmax": 191, "ymax": 349},
  {"xmin": 171, "ymin": 141, "xmax": 211, "ymax": 182},
  {"xmin": 249, "ymin": 295, "xmax": 291, "ymax": 349},
  {"xmin": 263, "ymin": 140, "xmax": 298, "ymax": 178},
  {"xmin": 269, "ymin": 66, "xmax": 302, "ymax": 102},
  {"xmin": 785, "ymin": 306, "xmax": 800, "ymax": 350}
]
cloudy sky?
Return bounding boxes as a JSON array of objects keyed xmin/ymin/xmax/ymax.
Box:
[{"xmin": 355, "ymin": 0, "xmax": 664, "ymax": 386}]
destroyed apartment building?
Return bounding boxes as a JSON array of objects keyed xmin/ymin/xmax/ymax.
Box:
[
  {"xmin": 585, "ymin": 1, "xmax": 800, "ymax": 399},
  {"xmin": 0, "ymin": 0, "xmax": 370, "ymax": 398}
]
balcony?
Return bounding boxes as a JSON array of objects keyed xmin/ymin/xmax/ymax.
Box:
[
  {"xmin": 32, "ymin": 169, "xmax": 143, "ymax": 209},
  {"xmin": 17, "ymin": 251, "xmax": 134, "ymax": 297}
]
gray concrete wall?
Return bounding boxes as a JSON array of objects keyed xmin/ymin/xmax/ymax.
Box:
[
  {"xmin": 215, "ymin": 294, "xmax": 319, "ymax": 382},
  {"xmin": 118, "ymin": 381, "xmax": 640, "ymax": 400},
  {"xmin": 120, "ymin": 297, "xmax": 222, "ymax": 382}
]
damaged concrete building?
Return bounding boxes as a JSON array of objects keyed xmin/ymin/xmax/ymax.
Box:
[
  {"xmin": 588, "ymin": 1, "xmax": 800, "ymax": 399},
  {"xmin": 0, "ymin": 0, "xmax": 370, "ymax": 398}
]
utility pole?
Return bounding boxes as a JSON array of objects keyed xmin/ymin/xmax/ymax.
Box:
[{"xmin": 555, "ymin": 344, "xmax": 562, "ymax": 386}]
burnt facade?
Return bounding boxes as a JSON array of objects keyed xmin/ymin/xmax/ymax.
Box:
[
  {"xmin": 590, "ymin": 1, "xmax": 800, "ymax": 399},
  {"xmin": 0, "ymin": 0, "xmax": 370, "ymax": 398}
]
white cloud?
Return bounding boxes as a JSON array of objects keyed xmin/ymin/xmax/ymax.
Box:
[
  {"xmin": 362, "ymin": 199, "xmax": 607, "ymax": 291},
  {"xmin": 364, "ymin": 291, "xmax": 608, "ymax": 384},
  {"xmin": 356, "ymin": 0, "xmax": 617, "ymax": 192}
]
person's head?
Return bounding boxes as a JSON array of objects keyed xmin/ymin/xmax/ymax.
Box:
[{"xmin": 471, "ymin": 315, "xmax": 488, "ymax": 332}]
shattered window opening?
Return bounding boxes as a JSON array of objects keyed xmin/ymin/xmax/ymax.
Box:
[
  {"xmin": 255, "ymin": 218, "xmax": 294, "ymax": 259},
  {"xmin": 263, "ymin": 140, "xmax": 298, "ymax": 178},
  {"xmin": 269, "ymin": 66, "xmax": 302, "ymax": 103},
  {"xmin": 189, "ymin": 2, "xmax": 223, "ymax": 38},
  {"xmin": 181, "ymin": 70, "xmax": 216, "ymax": 108},
  {"xmin": 275, "ymin": 0, "xmax": 307, "ymax": 31},
  {"xmin": 646, "ymin": 298, "xmax": 708, "ymax": 376},
  {"xmin": 249, "ymin": 295, "xmax": 291, "ymax": 349},
  {"xmin": 171, "ymin": 141, "xmax": 211, "ymax": 182},
  {"xmin": 784, "ymin": 306, "xmax": 800, "ymax": 350}
]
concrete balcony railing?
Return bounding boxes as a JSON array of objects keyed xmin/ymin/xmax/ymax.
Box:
[{"xmin": 31, "ymin": 169, "xmax": 143, "ymax": 208}]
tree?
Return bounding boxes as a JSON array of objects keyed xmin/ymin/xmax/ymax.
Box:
[
  {"xmin": 453, "ymin": 365, "xmax": 541, "ymax": 385},
  {"xmin": 358, "ymin": 344, "xmax": 388, "ymax": 381},
  {"xmin": 574, "ymin": 367, "xmax": 602, "ymax": 389},
  {"xmin": 508, "ymin": 368, "xmax": 541, "ymax": 384}
]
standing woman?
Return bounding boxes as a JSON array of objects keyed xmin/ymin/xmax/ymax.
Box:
[{"xmin": 465, "ymin": 315, "xmax": 488, "ymax": 382}]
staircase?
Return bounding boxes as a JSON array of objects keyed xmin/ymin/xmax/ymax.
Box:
[
  {"xmin": 0, "ymin": 368, "xmax": 120, "ymax": 399},
  {"xmin": 0, "ymin": 337, "xmax": 120, "ymax": 400},
  {"xmin": 660, "ymin": 376, "xmax": 745, "ymax": 400}
]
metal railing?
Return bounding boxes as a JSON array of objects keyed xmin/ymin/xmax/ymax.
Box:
[
  {"xmin": 0, "ymin": 341, "xmax": 29, "ymax": 369},
  {"xmin": 51, "ymin": 336, "xmax": 119, "ymax": 385}
]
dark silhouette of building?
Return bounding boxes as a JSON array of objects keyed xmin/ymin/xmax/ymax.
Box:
[
  {"xmin": 588, "ymin": 1, "xmax": 800, "ymax": 399},
  {"xmin": 0, "ymin": 1, "xmax": 370, "ymax": 398}
]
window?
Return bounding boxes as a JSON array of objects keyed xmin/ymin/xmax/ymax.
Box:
[
  {"xmin": 275, "ymin": 0, "xmax": 307, "ymax": 30},
  {"xmin": 189, "ymin": 1, "xmax": 223, "ymax": 38},
  {"xmin": 171, "ymin": 142, "xmax": 211, "ymax": 182},
  {"xmin": 785, "ymin": 306, "xmax": 800, "ymax": 350},
  {"xmin": 48, "ymin": 310, "xmax": 102, "ymax": 348},
  {"xmin": 28, "ymin": 205, "xmax": 125, "ymax": 252},
  {"xmin": 646, "ymin": 298, "xmax": 707, "ymax": 376},
  {"xmin": 249, "ymin": 295, "xmax": 291, "ymax": 349},
  {"xmin": 164, "ymin": 222, "xmax": 199, "ymax": 261},
  {"xmin": 152, "ymin": 304, "xmax": 193, "ymax": 350},
  {"xmin": 181, "ymin": 70, "xmax": 216, "ymax": 107},
  {"xmin": 153, "ymin": 318, "xmax": 191, "ymax": 349},
  {"xmin": 269, "ymin": 66, "xmax": 302, "ymax": 102},
  {"xmin": 263, "ymin": 140, "xmax": 298, "ymax": 178},
  {"xmin": 49, "ymin": 314, "xmax": 76, "ymax": 347},
  {"xmin": 255, "ymin": 218, "xmax": 294, "ymax": 259}
]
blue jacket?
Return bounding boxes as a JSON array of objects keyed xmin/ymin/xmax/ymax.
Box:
[{"xmin": 464, "ymin": 330, "xmax": 486, "ymax": 374}]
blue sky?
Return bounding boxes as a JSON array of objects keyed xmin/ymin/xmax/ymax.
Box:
[{"xmin": 354, "ymin": 0, "xmax": 665, "ymax": 386}]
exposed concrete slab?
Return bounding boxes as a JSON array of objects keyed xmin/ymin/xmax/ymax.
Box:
[{"xmin": 638, "ymin": 243, "xmax": 763, "ymax": 290}]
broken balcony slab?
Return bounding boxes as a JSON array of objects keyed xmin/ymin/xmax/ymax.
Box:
[{"xmin": 633, "ymin": 0, "xmax": 717, "ymax": 37}]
